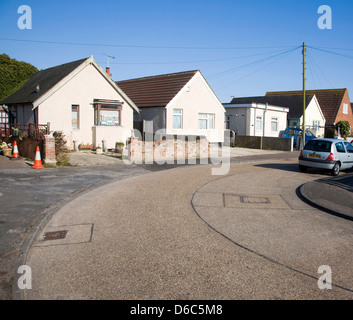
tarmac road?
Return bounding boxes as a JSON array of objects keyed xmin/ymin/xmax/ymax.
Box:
[
  {"xmin": 20, "ymin": 157, "xmax": 353, "ymax": 300},
  {"xmin": 0, "ymin": 149, "xmax": 294, "ymax": 300}
]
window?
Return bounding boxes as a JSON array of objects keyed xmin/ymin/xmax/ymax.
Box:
[
  {"xmin": 344, "ymin": 142, "xmax": 353, "ymax": 153},
  {"xmin": 255, "ymin": 116, "xmax": 262, "ymax": 131},
  {"xmin": 312, "ymin": 120, "xmax": 320, "ymax": 132},
  {"xmin": 198, "ymin": 113, "xmax": 214, "ymax": 130},
  {"xmin": 304, "ymin": 140, "xmax": 331, "ymax": 153},
  {"xmin": 343, "ymin": 103, "xmax": 348, "ymax": 114},
  {"xmin": 94, "ymin": 104, "xmax": 121, "ymax": 126},
  {"xmin": 271, "ymin": 117, "xmax": 278, "ymax": 132},
  {"xmin": 335, "ymin": 142, "xmax": 346, "ymax": 153},
  {"xmin": 173, "ymin": 109, "xmax": 183, "ymax": 129},
  {"xmin": 72, "ymin": 105, "xmax": 79, "ymax": 129}
]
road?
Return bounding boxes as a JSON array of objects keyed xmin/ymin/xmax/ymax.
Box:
[
  {"xmin": 1, "ymin": 150, "xmax": 294, "ymax": 299},
  {"xmin": 14, "ymin": 153, "xmax": 353, "ymax": 299}
]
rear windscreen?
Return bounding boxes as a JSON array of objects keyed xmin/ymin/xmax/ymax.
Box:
[{"xmin": 304, "ymin": 140, "xmax": 331, "ymax": 152}]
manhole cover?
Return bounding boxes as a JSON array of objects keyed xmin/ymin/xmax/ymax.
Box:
[
  {"xmin": 43, "ymin": 230, "xmax": 68, "ymax": 241},
  {"xmin": 240, "ymin": 196, "xmax": 271, "ymax": 204}
]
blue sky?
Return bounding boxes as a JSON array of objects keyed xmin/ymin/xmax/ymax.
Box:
[{"xmin": 1, "ymin": 0, "xmax": 353, "ymax": 102}]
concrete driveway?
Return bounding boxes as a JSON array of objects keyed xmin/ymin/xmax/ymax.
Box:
[{"xmin": 20, "ymin": 158, "xmax": 353, "ymax": 300}]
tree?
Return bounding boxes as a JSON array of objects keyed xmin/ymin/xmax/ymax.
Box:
[
  {"xmin": 336, "ymin": 121, "xmax": 351, "ymax": 140},
  {"xmin": 0, "ymin": 53, "xmax": 38, "ymax": 101}
]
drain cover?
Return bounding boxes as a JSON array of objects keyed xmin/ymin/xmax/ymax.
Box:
[
  {"xmin": 240, "ymin": 196, "xmax": 271, "ymax": 204},
  {"xmin": 43, "ymin": 230, "xmax": 68, "ymax": 241}
]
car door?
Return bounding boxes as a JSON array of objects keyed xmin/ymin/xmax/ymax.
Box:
[
  {"xmin": 335, "ymin": 142, "xmax": 349, "ymax": 169},
  {"xmin": 343, "ymin": 142, "xmax": 353, "ymax": 169}
]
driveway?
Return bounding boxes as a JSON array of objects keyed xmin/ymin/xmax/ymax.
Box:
[{"xmin": 19, "ymin": 157, "xmax": 353, "ymax": 299}]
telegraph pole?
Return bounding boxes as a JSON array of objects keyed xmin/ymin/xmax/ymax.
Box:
[{"xmin": 302, "ymin": 42, "xmax": 306, "ymax": 148}]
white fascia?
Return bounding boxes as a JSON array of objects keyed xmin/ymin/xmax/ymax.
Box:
[{"xmin": 32, "ymin": 56, "xmax": 139, "ymax": 113}]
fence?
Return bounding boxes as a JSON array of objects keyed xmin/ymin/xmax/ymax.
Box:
[
  {"xmin": 0, "ymin": 122, "xmax": 50, "ymax": 140},
  {"xmin": 232, "ymin": 135, "xmax": 293, "ymax": 151}
]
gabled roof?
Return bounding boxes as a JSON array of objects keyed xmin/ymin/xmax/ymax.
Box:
[
  {"xmin": 229, "ymin": 95, "xmax": 315, "ymax": 119},
  {"xmin": 1, "ymin": 56, "xmax": 139, "ymax": 112},
  {"xmin": 116, "ymin": 70, "xmax": 198, "ymax": 108},
  {"xmin": 266, "ymin": 89, "xmax": 347, "ymax": 124},
  {"xmin": 1, "ymin": 58, "xmax": 88, "ymax": 105}
]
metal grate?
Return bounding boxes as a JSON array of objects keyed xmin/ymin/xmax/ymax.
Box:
[
  {"xmin": 240, "ymin": 196, "xmax": 271, "ymax": 204},
  {"xmin": 43, "ymin": 230, "xmax": 68, "ymax": 241}
]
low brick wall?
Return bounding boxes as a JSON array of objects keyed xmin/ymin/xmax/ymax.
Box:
[
  {"xmin": 234, "ymin": 135, "xmax": 293, "ymax": 151},
  {"xmin": 128, "ymin": 137, "xmax": 209, "ymax": 162}
]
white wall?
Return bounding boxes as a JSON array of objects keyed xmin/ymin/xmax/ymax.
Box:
[
  {"xmin": 165, "ymin": 72, "xmax": 225, "ymax": 143},
  {"xmin": 249, "ymin": 107, "xmax": 288, "ymax": 138},
  {"xmin": 37, "ymin": 62, "xmax": 134, "ymax": 149},
  {"xmin": 303, "ymin": 97, "xmax": 325, "ymax": 137},
  {"xmin": 225, "ymin": 103, "xmax": 288, "ymax": 138}
]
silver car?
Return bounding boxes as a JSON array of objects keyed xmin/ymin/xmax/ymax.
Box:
[{"xmin": 299, "ymin": 138, "xmax": 353, "ymax": 176}]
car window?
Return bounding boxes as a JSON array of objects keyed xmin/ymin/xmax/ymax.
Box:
[
  {"xmin": 344, "ymin": 142, "xmax": 353, "ymax": 153},
  {"xmin": 305, "ymin": 131, "xmax": 315, "ymax": 137},
  {"xmin": 304, "ymin": 140, "xmax": 331, "ymax": 152},
  {"xmin": 335, "ymin": 142, "xmax": 346, "ymax": 153}
]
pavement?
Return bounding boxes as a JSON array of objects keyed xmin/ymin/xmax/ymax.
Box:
[
  {"xmin": 1, "ymin": 147, "xmax": 353, "ymax": 299},
  {"xmin": 299, "ymin": 172, "xmax": 353, "ymax": 220}
]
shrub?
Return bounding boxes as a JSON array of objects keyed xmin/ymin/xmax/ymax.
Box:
[
  {"xmin": 336, "ymin": 121, "xmax": 351, "ymax": 139},
  {"xmin": 53, "ymin": 131, "xmax": 71, "ymax": 166}
]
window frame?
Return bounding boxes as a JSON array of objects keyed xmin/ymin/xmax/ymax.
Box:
[
  {"xmin": 71, "ymin": 104, "xmax": 80, "ymax": 130},
  {"xmin": 343, "ymin": 103, "xmax": 348, "ymax": 115},
  {"xmin": 94, "ymin": 103, "xmax": 122, "ymax": 126},
  {"xmin": 255, "ymin": 116, "xmax": 262, "ymax": 131},
  {"xmin": 198, "ymin": 113, "xmax": 215, "ymax": 130},
  {"xmin": 271, "ymin": 117, "xmax": 279, "ymax": 132},
  {"xmin": 173, "ymin": 108, "xmax": 183, "ymax": 130}
]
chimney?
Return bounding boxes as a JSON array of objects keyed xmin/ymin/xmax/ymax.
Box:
[{"xmin": 106, "ymin": 67, "xmax": 112, "ymax": 78}]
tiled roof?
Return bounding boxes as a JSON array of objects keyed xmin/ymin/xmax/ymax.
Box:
[
  {"xmin": 116, "ymin": 70, "xmax": 198, "ymax": 107},
  {"xmin": 1, "ymin": 58, "xmax": 89, "ymax": 105},
  {"xmin": 229, "ymin": 95, "xmax": 314, "ymax": 119},
  {"xmin": 266, "ymin": 89, "xmax": 347, "ymax": 124}
]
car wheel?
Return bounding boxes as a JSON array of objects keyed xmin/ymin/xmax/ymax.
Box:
[
  {"xmin": 331, "ymin": 162, "xmax": 340, "ymax": 176},
  {"xmin": 299, "ymin": 165, "xmax": 307, "ymax": 172}
]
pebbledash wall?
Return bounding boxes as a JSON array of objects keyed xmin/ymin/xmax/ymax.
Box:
[{"xmin": 128, "ymin": 137, "xmax": 209, "ymax": 162}]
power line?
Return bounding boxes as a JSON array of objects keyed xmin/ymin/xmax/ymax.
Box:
[
  {"xmin": 0, "ymin": 37, "xmax": 297, "ymax": 51},
  {"xmin": 215, "ymin": 47, "xmax": 300, "ymax": 91},
  {"xmin": 307, "ymin": 45, "xmax": 353, "ymax": 60},
  {"xmin": 96, "ymin": 48, "xmax": 296, "ymax": 66},
  {"xmin": 305, "ymin": 52, "xmax": 321, "ymax": 89},
  {"xmin": 209, "ymin": 46, "xmax": 301, "ymax": 79},
  {"xmin": 306, "ymin": 49, "xmax": 334, "ymax": 88}
]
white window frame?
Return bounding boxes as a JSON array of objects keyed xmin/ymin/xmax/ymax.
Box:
[
  {"xmin": 271, "ymin": 117, "xmax": 279, "ymax": 132},
  {"xmin": 198, "ymin": 113, "xmax": 215, "ymax": 130},
  {"xmin": 343, "ymin": 103, "xmax": 348, "ymax": 114},
  {"xmin": 255, "ymin": 116, "xmax": 262, "ymax": 131},
  {"xmin": 312, "ymin": 120, "xmax": 320, "ymax": 132},
  {"xmin": 173, "ymin": 108, "xmax": 183, "ymax": 130}
]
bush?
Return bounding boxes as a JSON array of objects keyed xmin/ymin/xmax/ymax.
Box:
[
  {"xmin": 336, "ymin": 121, "xmax": 351, "ymax": 139},
  {"xmin": 53, "ymin": 131, "xmax": 71, "ymax": 166}
]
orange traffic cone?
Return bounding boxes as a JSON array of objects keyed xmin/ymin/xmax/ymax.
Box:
[
  {"xmin": 31, "ymin": 146, "xmax": 44, "ymax": 169},
  {"xmin": 11, "ymin": 141, "xmax": 20, "ymax": 160}
]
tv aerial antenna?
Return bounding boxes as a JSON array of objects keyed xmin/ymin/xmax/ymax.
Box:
[{"xmin": 103, "ymin": 53, "xmax": 116, "ymax": 68}]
